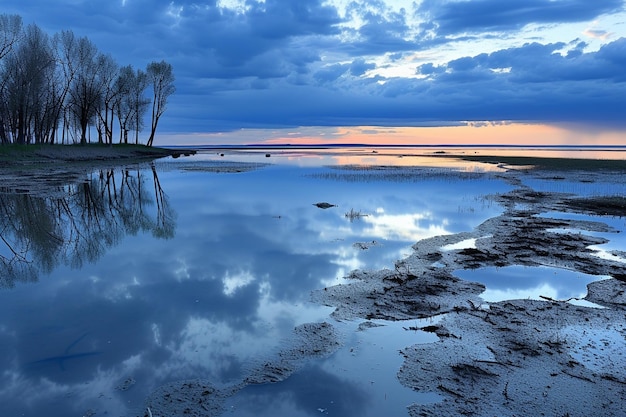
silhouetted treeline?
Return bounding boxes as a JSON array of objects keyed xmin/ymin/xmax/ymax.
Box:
[
  {"xmin": 0, "ymin": 14, "xmax": 175, "ymax": 146},
  {"xmin": 0, "ymin": 166, "xmax": 175, "ymax": 288}
]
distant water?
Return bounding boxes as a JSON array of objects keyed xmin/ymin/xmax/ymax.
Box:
[{"xmin": 165, "ymin": 144, "xmax": 626, "ymax": 162}]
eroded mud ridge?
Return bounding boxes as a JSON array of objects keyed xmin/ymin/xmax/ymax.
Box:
[
  {"xmin": 139, "ymin": 322, "xmax": 340, "ymax": 417},
  {"xmin": 313, "ymin": 177, "xmax": 626, "ymax": 416}
]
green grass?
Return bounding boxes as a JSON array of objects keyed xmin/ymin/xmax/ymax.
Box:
[{"xmin": 0, "ymin": 143, "xmax": 44, "ymax": 154}]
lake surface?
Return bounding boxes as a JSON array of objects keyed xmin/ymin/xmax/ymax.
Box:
[{"xmin": 0, "ymin": 148, "xmax": 623, "ymax": 416}]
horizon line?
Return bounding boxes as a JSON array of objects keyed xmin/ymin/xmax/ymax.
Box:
[{"xmin": 161, "ymin": 143, "xmax": 626, "ymax": 150}]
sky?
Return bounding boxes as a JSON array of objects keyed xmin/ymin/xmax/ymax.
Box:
[{"xmin": 3, "ymin": 0, "xmax": 626, "ymax": 145}]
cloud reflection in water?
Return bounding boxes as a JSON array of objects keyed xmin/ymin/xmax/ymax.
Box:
[{"xmin": 0, "ymin": 159, "xmax": 510, "ymax": 416}]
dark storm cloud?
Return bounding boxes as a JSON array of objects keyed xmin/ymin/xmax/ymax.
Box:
[
  {"xmin": 4, "ymin": 0, "xmax": 341, "ymax": 73},
  {"xmin": 169, "ymin": 37, "xmax": 626, "ymax": 130},
  {"xmin": 3, "ymin": 0, "xmax": 625, "ymax": 134},
  {"xmin": 350, "ymin": 58, "xmax": 376, "ymax": 76},
  {"xmin": 442, "ymin": 39, "xmax": 626, "ymax": 83},
  {"xmin": 417, "ymin": 0, "xmax": 625, "ymax": 35},
  {"xmin": 170, "ymin": 0, "xmax": 341, "ymax": 71},
  {"xmin": 314, "ymin": 63, "xmax": 350, "ymax": 82},
  {"xmin": 342, "ymin": 0, "xmax": 416, "ymax": 54}
]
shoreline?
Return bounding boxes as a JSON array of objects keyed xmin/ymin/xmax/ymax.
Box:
[
  {"xmin": 0, "ymin": 144, "xmax": 195, "ymax": 196},
  {"xmin": 174, "ymin": 145, "xmax": 626, "ymax": 170},
  {"xmin": 0, "ymin": 143, "xmax": 195, "ymax": 166}
]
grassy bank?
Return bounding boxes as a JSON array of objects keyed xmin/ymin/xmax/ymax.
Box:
[{"xmin": 0, "ymin": 143, "xmax": 192, "ymax": 166}]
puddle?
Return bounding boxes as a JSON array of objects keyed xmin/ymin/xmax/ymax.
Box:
[
  {"xmin": 453, "ymin": 265, "xmax": 610, "ymax": 304},
  {"xmin": 541, "ymin": 212, "xmax": 626, "ymax": 264},
  {"xmin": 589, "ymin": 246, "xmax": 626, "ymax": 263},
  {"xmin": 441, "ymin": 238, "xmax": 477, "ymax": 251},
  {"xmin": 6, "ymin": 151, "xmax": 626, "ymax": 416},
  {"xmin": 222, "ymin": 319, "xmax": 442, "ymax": 417},
  {"xmin": 566, "ymin": 298, "xmax": 607, "ymax": 308}
]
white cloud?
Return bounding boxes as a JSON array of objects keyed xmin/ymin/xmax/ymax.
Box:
[
  {"xmin": 222, "ymin": 270, "xmax": 256, "ymax": 296},
  {"xmin": 363, "ymin": 211, "xmax": 450, "ymax": 242}
]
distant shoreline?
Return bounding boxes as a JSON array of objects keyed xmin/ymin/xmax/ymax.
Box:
[
  {"xmin": 164, "ymin": 143, "xmax": 626, "ymax": 170},
  {"xmin": 165, "ymin": 143, "xmax": 626, "ymax": 151},
  {"xmin": 4, "ymin": 143, "xmax": 624, "ymax": 172}
]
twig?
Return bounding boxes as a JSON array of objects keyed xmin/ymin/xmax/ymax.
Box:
[
  {"xmin": 437, "ymin": 384, "xmax": 463, "ymax": 398},
  {"xmin": 540, "ymin": 294, "xmax": 581, "ymax": 303},
  {"xmin": 562, "ymin": 371, "xmax": 595, "ymax": 383},
  {"xmin": 601, "ymin": 374, "xmax": 626, "ymax": 385}
]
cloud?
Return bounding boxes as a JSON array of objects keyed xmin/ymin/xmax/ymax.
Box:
[
  {"xmin": 350, "ymin": 58, "xmax": 376, "ymax": 76},
  {"xmin": 172, "ymin": 0, "xmax": 343, "ymax": 72},
  {"xmin": 166, "ymin": 37, "xmax": 626, "ymax": 131},
  {"xmin": 314, "ymin": 62, "xmax": 351, "ymax": 83},
  {"xmin": 3, "ymin": 0, "xmax": 626, "ymax": 136},
  {"xmin": 417, "ymin": 0, "xmax": 625, "ymax": 35},
  {"xmin": 341, "ymin": 0, "xmax": 416, "ymax": 55},
  {"xmin": 444, "ymin": 39, "xmax": 626, "ymax": 83},
  {"xmin": 583, "ymin": 28, "xmax": 612, "ymax": 40},
  {"xmin": 595, "ymin": 37, "xmax": 626, "ymax": 69},
  {"xmin": 5, "ymin": 0, "xmax": 340, "ymax": 74}
]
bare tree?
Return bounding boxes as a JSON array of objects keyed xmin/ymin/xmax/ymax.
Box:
[
  {"xmin": 0, "ymin": 14, "xmax": 22, "ymax": 61},
  {"xmin": 131, "ymin": 68, "xmax": 150, "ymax": 144},
  {"xmin": 0, "ymin": 24, "xmax": 55, "ymax": 144},
  {"xmin": 115, "ymin": 65, "xmax": 149, "ymax": 144},
  {"xmin": 0, "ymin": 14, "xmax": 23, "ymax": 144},
  {"xmin": 66, "ymin": 36, "xmax": 104, "ymax": 144},
  {"xmin": 146, "ymin": 60, "xmax": 175, "ymax": 147},
  {"xmin": 1, "ymin": 15, "xmax": 165, "ymax": 146},
  {"xmin": 114, "ymin": 65, "xmax": 134, "ymax": 144},
  {"xmin": 95, "ymin": 54, "xmax": 119, "ymax": 144},
  {"xmin": 50, "ymin": 30, "xmax": 80, "ymax": 144}
]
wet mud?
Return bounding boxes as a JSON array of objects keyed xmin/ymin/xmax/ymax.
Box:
[{"xmin": 313, "ymin": 169, "xmax": 626, "ymax": 416}]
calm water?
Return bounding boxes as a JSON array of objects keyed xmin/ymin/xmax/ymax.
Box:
[{"xmin": 0, "ymin": 148, "xmax": 621, "ymax": 416}]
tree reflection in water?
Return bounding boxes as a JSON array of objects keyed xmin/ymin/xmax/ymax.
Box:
[{"xmin": 0, "ymin": 164, "xmax": 174, "ymax": 288}]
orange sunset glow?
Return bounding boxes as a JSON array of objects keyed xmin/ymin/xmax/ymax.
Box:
[
  {"xmin": 264, "ymin": 124, "xmax": 625, "ymax": 146},
  {"xmin": 163, "ymin": 123, "xmax": 626, "ymax": 147}
]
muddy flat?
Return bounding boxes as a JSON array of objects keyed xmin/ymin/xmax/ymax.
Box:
[{"xmin": 312, "ymin": 159, "xmax": 626, "ymax": 417}]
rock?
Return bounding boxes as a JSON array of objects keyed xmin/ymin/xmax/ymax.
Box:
[{"xmin": 313, "ymin": 202, "xmax": 336, "ymax": 209}]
